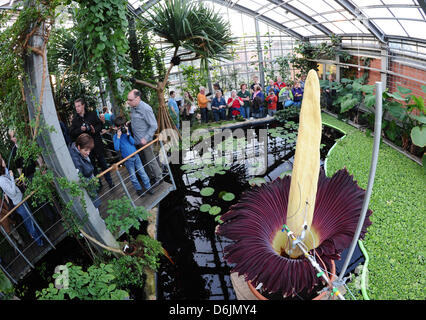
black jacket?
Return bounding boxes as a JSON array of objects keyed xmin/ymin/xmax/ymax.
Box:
[
  {"xmin": 69, "ymin": 143, "xmax": 94, "ymax": 179},
  {"xmin": 69, "ymin": 111, "xmax": 104, "ymax": 153}
]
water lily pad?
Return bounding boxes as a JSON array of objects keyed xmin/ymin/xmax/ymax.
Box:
[
  {"xmin": 180, "ymin": 164, "xmax": 194, "ymax": 171},
  {"xmin": 200, "ymin": 187, "xmax": 215, "ymax": 196},
  {"xmin": 222, "ymin": 192, "xmax": 235, "ymax": 201},
  {"xmin": 279, "ymin": 170, "xmax": 292, "ymax": 179},
  {"xmin": 215, "ymin": 215, "xmax": 223, "ymax": 224},
  {"xmin": 209, "ymin": 206, "xmax": 221, "ymax": 216},
  {"xmin": 218, "ymin": 191, "xmax": 227, "ymax": 198},
  {"xmin": 248, "ymin": 177, "xmax": 266, "ymax": 187},
  {"xmin": 200, "ymin": 204, "xmax": 211, "ymax": 212}
]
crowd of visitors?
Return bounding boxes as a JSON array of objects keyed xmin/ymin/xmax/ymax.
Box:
[
  {"xmin": 167, "ymin": 75, "xmax": 305, "ymax": 126},
  {"xmin": 0, "ymin": 88, "xmax": 166, "ymax": 250}
]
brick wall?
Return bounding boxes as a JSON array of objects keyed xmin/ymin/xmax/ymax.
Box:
[{"xmin": 345, "ymin": 56, "xmax": 425, "ymax": 101}]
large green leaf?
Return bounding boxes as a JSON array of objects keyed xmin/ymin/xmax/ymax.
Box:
[
  {"xmin": 385, "ymin": 101, "xmax": 405, "ymax": 120},
  {"xmin": 409, "ymin": 114, "xmax": 426, "ymax": 124},
  {"xmin": 340, "ymin": 95, "xmax": 359, "ymax": 113},
  {"xmin": 411, "ymin": 126, "xmax": 426, "ymax": 147},
  {"xmin": 409, "ymin": 96, "xmax": 425, "ymax": 113},
  {"xmin": 364, "ymin": 94, "xmax": 376, "ymax": 107}
]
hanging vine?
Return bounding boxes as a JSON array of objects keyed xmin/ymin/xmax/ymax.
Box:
[{"xmin": 73, "ymin": 0, "xmax": 133, "ymax": 115}]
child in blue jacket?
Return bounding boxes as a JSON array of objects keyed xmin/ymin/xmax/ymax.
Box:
[{"xmin": 113, "ymin": 116, "xmax": 153, "ymax": 197}]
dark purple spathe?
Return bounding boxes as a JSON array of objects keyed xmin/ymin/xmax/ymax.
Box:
[{"xmin": 217, "ymin": 168, "xmax": 372, "ymax": 297}]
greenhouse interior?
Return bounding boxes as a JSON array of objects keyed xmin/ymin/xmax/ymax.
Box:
[{"xmin": 0, "ymin": 0, "xmax": 424, "ymax": 303}]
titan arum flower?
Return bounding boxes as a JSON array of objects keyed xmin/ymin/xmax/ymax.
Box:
[{"xmin": 217, "ymin": 70, "xmax": 372, "ymax": 297}]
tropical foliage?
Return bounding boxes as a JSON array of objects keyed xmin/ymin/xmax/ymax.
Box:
[
  {"xmin": 36, "ymin": 262, "xmax": 129, "ymax": 300},
  {"xmin": 133, "ymin": 0, "xmax": 235, "ymax": 134}
]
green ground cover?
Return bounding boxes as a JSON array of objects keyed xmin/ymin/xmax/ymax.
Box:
[{"xmin": 322, "ymin": 112, "xmax": 426, "ymax": 300}]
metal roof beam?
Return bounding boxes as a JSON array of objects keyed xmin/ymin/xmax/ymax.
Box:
[
  {"xmin": 335, "ymin": 0, "xmax": 387, "ymax": 44},
  {"xmin": 210, "ymin": 0, "xmax": 306, "ymax": 41},
  {"xmin": 267, "ymin": 0, "xmax": 333, "ymax": 36},
  {"xmin": 418, "ymin": 0, "xmax": 426, "ymax": 16}
]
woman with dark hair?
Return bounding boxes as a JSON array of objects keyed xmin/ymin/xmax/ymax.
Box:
[
  {"xmin": 183, "ymin": 91, "xmax": 195, "ymax": 123},
  {"xmin": 0, "ymin": 158, "xmax": 44, "ymax": 246},
  {"xmin": 251, "ymin": 85, "xmax": 265, "ymax": 118},
  {"xmin": 238, "ymin": 83, "xmax": 251, "ymax": 119},
  {"xmin": 69, "ymin": 133, "xmax": 101, "ymax": 208}
]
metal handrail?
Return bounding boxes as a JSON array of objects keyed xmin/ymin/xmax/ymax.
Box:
[
  {"xmin": 0, "ymin": 137, "xmax": 160, "ymax": 223},
  {"xmin": 96, "ymin": 137, "xmax": 160, "ymax": 179}
]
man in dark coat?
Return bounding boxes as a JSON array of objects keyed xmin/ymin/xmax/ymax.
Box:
[{"xmin": 69, "ymin": 98, "xmax": 114, "ymax": 189}]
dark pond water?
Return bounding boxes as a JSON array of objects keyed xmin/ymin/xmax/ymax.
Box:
[{"xmin": 157, "ymin": 121, "xmax": 344, "ymax": 300}]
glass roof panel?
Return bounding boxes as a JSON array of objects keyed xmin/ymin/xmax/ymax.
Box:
[
  {"xmin": 362, "ymin": 8, "xmax": 394, "ymax": 18},
  {"xmin": 372, "ymin": 19, "xmax": 408, "ymax": 37},
  {"xmin": 129, "ymin": 0, "xmax": 426, "ymax": 42},
  {"xmin": 398, "ymin": 20, "xmax": 426, "ymax": 39},
  {"xmin": 389, "ymin": 8, "xmax": 423, "ymax": 20},
  {"xmin": 332, "ymin": 20, "xmax": 365, "ymax": 34}
]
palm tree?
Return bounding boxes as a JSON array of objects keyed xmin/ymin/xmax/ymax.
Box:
[{"xmin": 133, "ymin": 0, "xmax": 235, "ymax": 135}]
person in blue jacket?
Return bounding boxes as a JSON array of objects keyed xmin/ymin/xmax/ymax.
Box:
[{"xmin": 113, "ymin": 116, "xmax": 153, "ymax": 197}]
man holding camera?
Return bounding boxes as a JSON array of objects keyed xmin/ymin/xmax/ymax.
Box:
[
  {"xmin": 126, "ymin": 89, "xmax": 162, "ymax": 185},
  {"xmin": 69, "ymin": 98, "xmax": 114, "ymax": 190}
]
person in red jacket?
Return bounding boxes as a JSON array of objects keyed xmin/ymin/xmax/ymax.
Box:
[
  {"xmin": 274, "ymin": 75, "xmax": 286, "ymax": 90},
  {"xmin": 227, "ymin": 90, "xmax": 244, "ymax": 119},
  {"xmin": 266, "ymin": 89, "xmax": 278, "ymax": 117}
]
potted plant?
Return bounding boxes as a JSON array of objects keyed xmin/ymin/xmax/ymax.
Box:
[{"xmin": 217, "ymin": 70, "xmax": 372, "ymax": 299}]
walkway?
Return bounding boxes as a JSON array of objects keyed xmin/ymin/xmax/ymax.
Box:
[{"xmin": 0, "ymin": 137, "xmax": 176, "ymax": 284}]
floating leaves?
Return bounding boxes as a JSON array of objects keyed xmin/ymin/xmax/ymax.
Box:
[
  {"xmin": 279, "ymin": 170, "xmax": 292, "ymax": 179},
  {"xmin": 215, "ymin": 215, "xmax": 223, "ymax": 224},
  {"xmin": 221, "ymin": 192, "xmax": 235, "ymax": 202},
  {"xmin": 200, "ymin": 187, "xmax": 215, "ymax": 196},
  {"xmin": 209, "ymin": 206, "xmax": 221, "ymax": 216},
  {"xmin": 200, "ymin": 204, "xmax": 211, "ymax": 212},
  {"xmin": 248, "ymin": 177, "xmax": 266, "ymax": 187}
]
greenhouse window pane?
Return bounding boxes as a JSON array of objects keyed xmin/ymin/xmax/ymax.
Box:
[
  {"xmin": 332, "ymin": 20, "xmax": 364, "ymax": 34},
  {"xmin": 305, "ymin": 25, "xmax": 326, "ymax": 36},
  {"xmin": 290, "ymin": 2, "xmax": 318, "ymax": 16},
  {"xmin": 324, "ymin": 0, "xmax": 344, "ymax": 11},
  {"xmin": 389, "ymin": 8, "xmax": 424, "ymax": 20},
  {"xmin": 293, "ymin": 27, "xmax": 314, "ymax": 37},
  {"xmin": 398, "ymin": 20, "xmax": 426, "ymax": 39},
  {"xmin": 351, "ymin": 19, "xmax": 372, "ymax": 34},
  {"xmin": 322, "ymin": 22, "xmax": 345, "ymax": 34},
  {"xmin": 381, "ymin": 0, "xmax": 415, "ymax": 5},
  {"xmin": 240, "ymin": 0, "xmax": 265, "ymax": 12},
  {"xmin": 284, "ymin": 21, "xmax": 302, "ymax": 29},
  {"xmin": 262, "ymin": 10, "xmax": 289, "ymax": 23},
  {"xmin": 352, "ymin": 0, "xmax": 384, "ymax": 7},
  {"xmin": 322, "ymin": 12, "xmax": 347, "ymax": 22},
  {"xmin": 372, "ymin": 19, "xmax": 408, "ymax": 37},
  {"xmin": 363, "ymin": 8, "xmax": 394, "ymax": 18},
  {"xmin": 292, "ymin": 0, "xmax": 334, "ymax": 14}
]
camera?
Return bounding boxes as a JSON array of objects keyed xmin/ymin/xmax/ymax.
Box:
[
  {"xmin": 82, "ymin": 122, "xmax": 91, "ymax": 132},
  {"xmin": 120, "ymin": 126, "xmax": 127, "ymax": 134}
]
